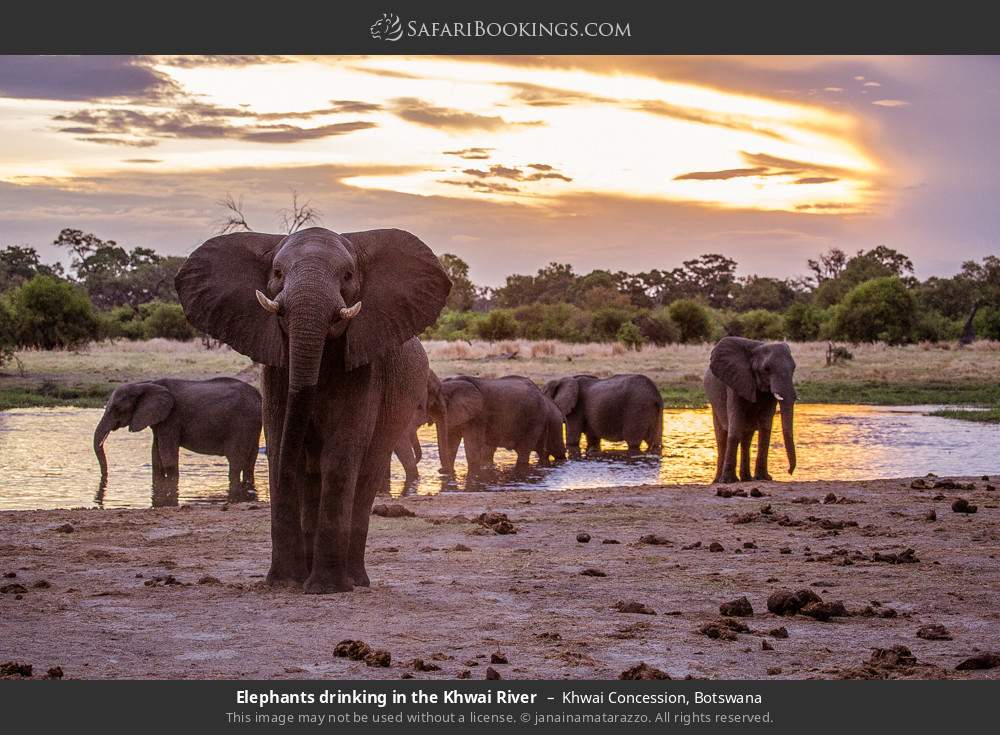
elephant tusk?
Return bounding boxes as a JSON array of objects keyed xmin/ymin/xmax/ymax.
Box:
[
  {"xmin": 774, "ymin": 392, "xmax": 784, "ymax": 402},
  {"xmin": 339, "ymin": 301, "xmax": 362, "ymax": 320},
  {"xmin": 256, "ymin": 290, "xmax": 281, "ymax": 314}
]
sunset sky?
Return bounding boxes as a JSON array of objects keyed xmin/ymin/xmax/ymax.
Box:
[{"xmin": 0, "ymin": 55, "xmax": 997, "ymax": 284}]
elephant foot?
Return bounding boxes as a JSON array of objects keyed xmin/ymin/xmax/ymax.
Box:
[
  {"xmin": 265, "ymin": 558, "xmax": 307, "ymax": 587},
  {"xmin": 303, "ymin": 572, "xmax": 354, "ymax": 594},
  {"xmin": 718, "ymin": 472, "xmax": 740, "ymax": 484},
  {"xmin": 754, "ymin": 472, "xmax": 774, "ymax": 481},
  {"xmin": 349, "ymin": 566, "xmax": 371, "ymax": 587}
]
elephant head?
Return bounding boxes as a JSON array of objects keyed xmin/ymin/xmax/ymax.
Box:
[
  {"xmin": 175, "ymin": 227, "xmax": 451, "ymax": 500},
  {"xmin": 709, "ymin": 336, "xmax": 797, "ymax": 474},
  {"xmin": 94, "ymin": 382, "xmax": 174, "ymax": 480},
  {"xmin": 542, "ymin": 376, "xmax": 581, "ymax": 416},
  {"xmin": 432, "ymin": 377, "xmax": 484, "ymax": 474}
]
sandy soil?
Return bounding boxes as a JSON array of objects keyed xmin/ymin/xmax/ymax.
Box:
[{"xmin": 2, "ymin": 477, "xmax": 999, "ymax": 680}]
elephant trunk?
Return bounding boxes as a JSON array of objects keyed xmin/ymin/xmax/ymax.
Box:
[
  {"xmin": 93, "ymin": 412, "xmax": 113, "ymax": 480},
  {"xmin": 435, "ymin": 415, "xmax": 452, "ymax": 475},
  {"xmin": 780, "ymin": 399, "xmax": 796, "ymax": 475}
]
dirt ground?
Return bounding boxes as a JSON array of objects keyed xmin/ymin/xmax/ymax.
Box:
[{"xmin": 2, "ymin": 477, "xmax": 999, "ymax": 680}]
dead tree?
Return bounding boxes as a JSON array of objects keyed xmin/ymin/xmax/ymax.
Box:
[{"xmin": 959, "ymin": 301, "xmax": 982, "ymax": 347}]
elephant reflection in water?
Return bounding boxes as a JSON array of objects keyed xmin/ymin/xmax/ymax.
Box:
[{"xmin": 93, "ymin": 378, "xmax": 262, "ymax": 506}]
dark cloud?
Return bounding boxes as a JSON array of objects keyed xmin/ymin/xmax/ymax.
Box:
[
  {"xmin": 794, "ymin": 176, "xmax": 839, "ymax": 185},
  {"xmin": 440, "ymin": 179, "xmax": 521, "ymax": 194},
  {"xmin": 255, "ymin": 100, "xmax": 381, "ymax": 119},
  {"xmin": 443, "ymin": 147, "xmax": 493, "ymax": 159},
  {"xmin": 0, "ymin": 56, "xmax": 177, "ymax": 101},
  {"xmin": 156, "ymin": 55, "xmax": 290, "ymax": 68},
  {"xmin": 741, "ymin": 151, "xmax": 846, "ymax": 176},
  {"xmin": 53, "ymin": 104, "xmax": 376, "ymax": 146},
  {"xmin": 460, "ymin": 164, "xmax": 572, "ymax": 183},
  {"xmin": 391, "ymin": 97, "xmax": 542, "ymax": 131},
  {"xmin": 122, "ymin": 158, "xmax": 162, "ymax": 163},
  {"xmin": 675, "ymin": 167, "xmax": 770, "ymax": 181}
]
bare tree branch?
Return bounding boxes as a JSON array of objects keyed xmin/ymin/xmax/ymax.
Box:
[
  {"xmin": 277, "ymin": 190, "xmax": 321, "ymax": 234},
  {"xmin": 215, "ymin": 193, "xmax": 254, "ymax": 234}
]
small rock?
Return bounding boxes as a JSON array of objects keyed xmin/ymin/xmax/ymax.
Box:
[
  {"xmin": 698, "ymin": 618, "xmax": 749, "ymax": 641},
  {"xmin": 708, "ymin": 542, "xmax": 724, "ymax": 552},
  {"xmin": 916, "ymin": 624, "xmax": 952, "ymax": 641},
  {"xmin": 31, "ymin": 580, "xmax": 51, "ymax": 589},
  {"xmin": 364, "ymin": 650, "xmax": 391, "ymax": 667},
  {"xmin": 750, "ymin": 488, "xmax": 764, "ymax": 498},
  {"xmin": 619, "ymin": 662, "xmax": 670, "ymax": 680},
  {"xmin": 613, "ymin": 600, "xmax": 656, "ymax": 615},
  {"xmin": 823, "ymin": 492, "xmax": 838, "ymax": 504},
  {"xmin": 452, "ymin": 544, "xmax": 471, "ymax": 552},
  {"xmin": 800, "ymin": 601, "xmax": 847, "ymax": 621},
  {"xmin": 602, "ymin": 539, "xmax": 620, "ymax": 544},
  {"xmin": 580, "ymin": 568, "xmax": 607, "ymax": 577},
  {"xmin": 638, "ymin": 534, "xmax": 672, "ymax": 546},
  {"xmin": 400, "ymin": 673, "xmax": 414, "ymax": 679},
  {"xmin": 951, "ymin": 498, "xmax": 977, "ymax": 514},
  {"xmin": 719, "ymin": 596, "xmax": 753, "ymax": 617},
  {"xmin": 743, "ymin": 541, "xmax": 756, "ymax": 549},
  {"xmin": 334, "ymin": 640, "xmax": 372, "ymax": 661},
  {"xmin": 910, "ymin": 478, "xmax": 932, "ymax": 489},
  {"xmin": 955, "ymin": 653, "xmax": 1000, "ymax": 670},
  {"xmin": 490, "ymin": 652, "xmax": 508, "ymax": 664},
  {"xmin": 682, "ymin": 541, "xmax": 702, "ymax": 550},
  {"xmin": 924, "ymin": 510, "xmax": 936, "ymax": 522},
  {"xmin": 45, "ymin": 666, "xmax": 64, "ymax": 679},
  {"xmin": 491, "ymin": 520, "xmax": 516, "ymax": 535},
  {"xmin": 779, "ymin": 547, "xmax": 791, "ymax": 555},
  {"xmin": 485, "ymin": 667, "xmax": 501, "ymax": 680},
  {"xmin": 372, "ymin": 504, "xmax": 415, "ymax": 518},
  {"xmin": 457, "ymin": 670, "xmax": 471, "ymax": 679},
  {"xmin": 870, "ymin": 646, "xmax": 916, "ymax": 667},
  {"xmin": 411, "ymin": 659, "xmax": 441, "ymax": 672},
  {"xmin": 761, "ymin": 640, "xmax": 773, "ymax": 651},
  {"xmin": 197, "ymin": 575, "xmax": 221, "ymax": 585},
  {"xmin": 576, "ymin": 533, "xmax": 591, "ymax": 543},
  {"xmin": 54, "ymin": 523, "xmax": 74, "ymax": 534},
  {"xmin": 1, "ymin": 583, "xmax": 28, "ymax": 594},
  {"xmin": 769, "ymin": 627, "xmax": 789, "ymax": 639},
  {"xmin": 2, "ymin": 572, "xmax": 15, "ymax": 578},
  {"xmin": 767, "ymin": 588, "xmax": 821, "ymax": 616},
  {"xmin": 767, "ymin": 667, "xmax": 782, "ymax": 676},
  {"xmin": 0, "ymin": 661, "xmax": 32, "ymax": 677}
]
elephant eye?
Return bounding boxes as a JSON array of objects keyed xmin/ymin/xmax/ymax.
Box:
[
  {"xmin": 273, "ymin": 268, "xmax": 282, "ymax": 279},
  {"xmin": 343, "ymin": 271, "xmax": 353, "ymax": 282}
]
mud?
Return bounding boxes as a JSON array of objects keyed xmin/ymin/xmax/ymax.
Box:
[{"xmin": 1, "ymin": 477, "xmax": 998, "ymax": 679}]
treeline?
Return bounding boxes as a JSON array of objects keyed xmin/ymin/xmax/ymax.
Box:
[
  {"xmin": 2, "ymin": 229, "xmax": 1000, "ymax": 366},
  {"xmin": 431, "ymin": 246, "xmax": 1000, "ymax": 349}
]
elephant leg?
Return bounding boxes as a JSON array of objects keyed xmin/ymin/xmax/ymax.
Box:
[
  {"xmin": 227, "ymin": 460, "xmax": 242, "ymax": 501},
  {"xmin": 565, "ymin": 416, "xmax": 583, "ymax": 450},
  {"xmin": 394, "ymin": 436, "xmax": 418, "ymax": 483},
  {"xmin": 647, "ymin": 408, "xmax": 664, "ymax": 451},
  {"xmin": 514, "ymin": 448, "xmax": 531, "ymax": 472},
  {"xmin": 411, "ymin": 431, "xmax": 422, "ymax": 463},
  {"xmin": 585, "ymin": 433, "xmax": 601, "ymax": 452},
  {"xmin": 153, "ymin": 429, "xmax": 180, "ymax": 506},
  {"xmin": 754, "ymin": 413, "xmax": 775, "ymax": 481},
  {"xmin": 720, "ymin": 415, "xmax": 741, "ymax": 484},
  {"xmin": 739, "ymin": 431, "xmax": 754, "ymax": 482},
  {"xmin": 627, "ymin": 441, "xmax": 641, "ymax": 454},
  {"xmin": 711, "ymin": 415, "xmax": 726, "ymax": 483},
  {"xmin": 242, "ymin": 444, "xmax": 258, "ymax": 496},
  {"xmin": 439, "ymin": 425, "xmax": 462, "ymax": 475},
  {"xmin": 347, "ymin": 460, "xmax": 390, "ymax": 588},
  {"xmin": 299, "ymin": 447, "xmax": 322, "ymax": 574},
  {"xmin": 305, "ymin": 454, "xmax": 358, "ymax": 594},
  {"xmin": 464, "ymin": 428, "xmax": 486, "ymax": 478}
]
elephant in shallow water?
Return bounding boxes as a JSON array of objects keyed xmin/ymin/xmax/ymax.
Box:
[
  {"xmin": 392, "ymin": 370, "xmax": 439, "ymax": 485},
  {"xmin": 176, "ymin": 227, "xmax": 450, "ymax": 593},
  {"xmin": 543, "ymin": 374, "xmax": 663, "ymax": 452},
  {"xmin": 93, "ymin": 377, "xmax": 261, "ymax": 504},
  {"xmin": 703, "ymin": 336, "xmax": 797, "ymax": 484},
  {"xmin": 430, "ymin": 375, "xmax": 564, "ymax": 477}
]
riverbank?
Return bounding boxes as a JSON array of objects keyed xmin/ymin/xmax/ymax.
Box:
[
  {"xmin": 3, "ymin": 339, "xmax": 1000, "ymax": 412},
  {"xmin": 2, "ymin": 477, "xmax": 998, "ymax": 680}
]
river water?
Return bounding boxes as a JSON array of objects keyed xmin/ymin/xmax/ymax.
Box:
[{"xmin": 0, "ymin": 404, "xmax": 997, "ymax": 510}]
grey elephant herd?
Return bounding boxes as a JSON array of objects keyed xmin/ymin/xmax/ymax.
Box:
[{"xmin": 91, "ymin": 226, "xmax": 796, "ymax": 593}]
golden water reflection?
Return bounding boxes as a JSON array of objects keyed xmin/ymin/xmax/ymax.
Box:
[{"xmin": 1, "ymin": 404, "xmax": 997, "ymax": 509}]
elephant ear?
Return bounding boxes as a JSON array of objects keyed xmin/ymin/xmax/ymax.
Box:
[
  {"xmin": 341, "ymin": 229, "xmax": 451, "ymax": 371},
  {"xmin": 709, "ymin": 336, "xmax": 763, "ymax": 402},
  {"xmin": 551, "ymin": 377, "xmax": 579, "ymax": 415},
  {"xmin": 175, "ymin": 232, "xmax": 287, "ymax": 366},
  {"xmin": 444, "ymin": 380, "xmax": 484, "ymax": 427},
  {"xmin": 129, "ymin": 384, "xmax": 174, "ymax": 432}
]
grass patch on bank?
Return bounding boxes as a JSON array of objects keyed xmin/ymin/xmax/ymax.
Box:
[
  {"xmin": 0, "ymin": 382, "xmax": 112, "ymax": 410},
  {"xmin": 929, "ymin": 407, "xmax": 1000, "ymax": 424}
]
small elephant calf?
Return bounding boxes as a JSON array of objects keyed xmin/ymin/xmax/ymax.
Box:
[{"xmin": 93, "ymin": 377, "xmax": 262, "ymax": 504}]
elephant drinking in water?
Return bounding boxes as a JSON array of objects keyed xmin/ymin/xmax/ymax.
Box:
[
  {"xmin": 703, "ymin": 336, "xmax": 797, "ymax": 484},
  {"xmin": 176, "ymin": 227, "xmax": 450, "ymax": 593},
  {"xmin": 93, "ymin": 377, "xmax": 262, "ymax": 505}
]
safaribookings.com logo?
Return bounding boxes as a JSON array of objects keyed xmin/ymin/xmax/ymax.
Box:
[{"xmin": 369, "ymin": 13, "xmax": 631, "ymax": 42}]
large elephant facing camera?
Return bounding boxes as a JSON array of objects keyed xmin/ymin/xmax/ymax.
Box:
[
  {"xmin": 93, "ymin": 377, "xmax": 261, "ymax": 504},
  {"xmin": 543, "ymin": 374, "xmax": 663, "ymax": 452},
  {"xmin": 176, "ymin": 227, "xmax": 450, "ymax": 593},
  {"xmin": 703, "ymin": 336, "xmax": 797, "ymax": 484}
]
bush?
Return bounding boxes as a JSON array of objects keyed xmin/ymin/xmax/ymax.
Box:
[
  {"xmin": 667, "ymin": 299, "xmax": 713, "ymax": 343},
  {"xmin": 830, "ymin": 277, "xmax": 917, "ymax": 345},
  {"xmin": 425, "ymin": 309, "xmax": 484, "ymax": 341},
  {"xmin": 588, "ymin": 307, "xmax": 633, "ymax": 342},
  {"xmin": 912, "ymin": 309, "xmax": 960, "ymax": 343},
  {"xmin": 784, "ymin": 303, "xmax": 827, "ymax": 341},
  {"xmin": 616, "ymin": 321, "xmax": 645, "ymax": 351},
  {"xmin": 140, "ymin": 302, "xmax": 196, "ymax": 341},
  {"xmin": 513, "ymin": 302, "xmax": 589, "ymax": 342},
  {"xmin": 973, "ymin": 306, "xmax": 1000, "ymax": 341},
  {"xmin": 7, "ymin": 275, "xmax": 99, "ymax": 349},
  {"xmin": 732, "ymin": 309, "xmax": 785, "ymax": 340},
  {"xmin": 0, "ymin": 297, "xmax": 15, "ymax": 367},
  {"xmin": 475, "ymin": 309, "xmax": 518, "ymax": 342},
  {"xmin": 635, "ymin": 307, "xmax": 680, "ymax": 346}
]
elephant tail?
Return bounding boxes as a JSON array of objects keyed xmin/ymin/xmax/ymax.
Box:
[{"xmin": 649, "ymin": 396, "xmax": 664, "ymax": 449}]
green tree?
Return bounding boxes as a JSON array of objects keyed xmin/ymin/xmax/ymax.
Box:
[
  {"xmin": 438, "ymin": 253, "xmax": 477, "ymax": 311},
  {"xmin": 667, "ymin": 299, "xmax": 713, "ymax": 343},
  {"xmin": 616, "ymin": 321, "xmax": 645, "ymax": 351},
  {"xmin": 732, "ymin": 309, "xmax": 785, "ymax": 340},
  {"xmin": 475, "ymin": 309, "xmax": 518, "ymax": 342},
  {"xmin": 733, "ymin": 276, "xmax": 798, "ymax": 312},
  {"xmin": 831, "ymin": 277, "xmax": 917, "ymax": 345},
  {"xmin": 588, "ymin": 307, "xmax": 633, "ymax": 342},
  {"xmin": 0, "ymin": 245, "xmax": 64, "ymax": 292},
  {"xmin": 634, "ymin": 307, "xmax": 680, "ymax": 345},
  {"xmin": 7, "ymin": 275, "xmax": 99, "ymax": 349},
  {"xmin": 140, "ymin": 302, "xmax": 196, "ymax": 341},
  {"xmin": 784, "ymin": 303, "xmax": 827, "ymax": 341}
]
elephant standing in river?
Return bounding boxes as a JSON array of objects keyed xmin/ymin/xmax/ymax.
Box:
[
  {"xmin": 93, "ymin": 377, "xmax": 261, "ymax": 504},
  {"xmin": 703, "ymin": 336, "xmax": 797, "ymax": 484},
  {"xmin": 543, "ymin": 374, "xmax": 663, "ymax": 452},
  {"xmin": 176, "ymin": 227, "xmax": 450, "ymax": 593},
  {"xmin": 430, "ymin": 375, "xmax": 562, "ymax": 477},
  {"xmin": 392, "ymin": 370, "xmax": 439, "ymax": 485}
]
